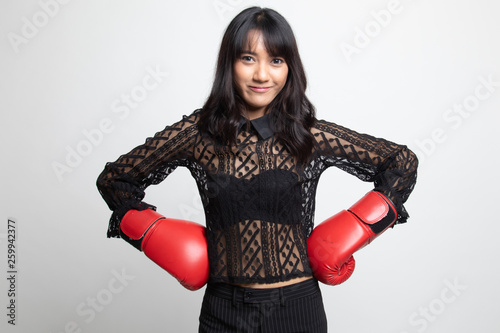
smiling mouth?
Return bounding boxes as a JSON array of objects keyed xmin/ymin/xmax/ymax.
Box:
[{"xmin": 249, "ymin": 86, "xmax": 271, "ymax": 92}]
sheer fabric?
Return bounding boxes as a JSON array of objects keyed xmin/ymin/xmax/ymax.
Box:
[{"xmin": 96, "ymin": 109, "xmax": 418, "ymax": 284}]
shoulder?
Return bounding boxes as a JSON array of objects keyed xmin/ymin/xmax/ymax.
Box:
[
  {"xmin": 145, "ymin": 109, "xmax": 203, "ymax": 146},
  {"xmin": 164, "ymin": 109, "xmax": 202, "ymax": 133},
  {"xmin": 310, "ymin": 117, "xmax": 351, "ymax": 139},
  {"xmin": 310, "ymin": 117, "xmax": 398, "ymax": 157},
  {"xmin": 179, "ymin": 108, "xmax": 202, "ymax": 126}
]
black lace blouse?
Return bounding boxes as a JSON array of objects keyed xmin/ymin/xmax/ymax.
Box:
[{"xmin": 96, "ymin": 109, "xmax": 418, "ymax": 284}]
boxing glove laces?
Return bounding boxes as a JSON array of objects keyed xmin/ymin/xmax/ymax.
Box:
[
  {"xmin": 120, "ymin": 209, "xmax": 209, "ymax": 291},
  {"xmin": 307, "ymin": 191, "xmax": 397, "ymax": 286}
]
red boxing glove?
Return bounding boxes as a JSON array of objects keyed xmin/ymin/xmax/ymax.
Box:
[
  {"xmin": 307, "ymin": 191, "xmax": 397, "ymax": 286},
  {"xmin": 119, "ymin": 209, "xmax": 209, "ymax": 291}
]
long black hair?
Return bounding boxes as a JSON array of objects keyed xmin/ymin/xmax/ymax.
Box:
[{"xmin": 199, "ymin": 7, "xmax": 316, "ymax": 163}]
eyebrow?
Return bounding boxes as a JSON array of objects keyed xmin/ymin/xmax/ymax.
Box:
[
  {"xmin": 240, "ymin": 49, "xmax": 284, "ymax": 59},
  {"xmin": 240, "ymin": 50, "xmax": 257, "ymax": 55}
]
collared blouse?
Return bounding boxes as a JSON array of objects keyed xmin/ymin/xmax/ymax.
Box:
[{"xmin": 96, "ymin": 109, "xmax": 418, "ymax": 284}]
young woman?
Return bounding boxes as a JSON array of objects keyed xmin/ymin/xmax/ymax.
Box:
[{"xmin": 97, "ymin": 7, "xmax": 418, "ymax": 333}]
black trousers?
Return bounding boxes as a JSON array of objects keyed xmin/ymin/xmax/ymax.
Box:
[{"xmin": 198, "ymin": 278, "xmax": 328, "ymax": 333}]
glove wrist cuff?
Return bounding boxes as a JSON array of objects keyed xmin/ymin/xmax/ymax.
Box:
[
  {"xmin": 120, "ymin": 209, "xmax": 166, "ymax": 251},
  {"xmin": 348, "ymin": 191, "xmax": 397, "ymax": 234}
]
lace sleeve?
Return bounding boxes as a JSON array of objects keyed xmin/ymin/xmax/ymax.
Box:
[
  {"xmin": 312, "ymin": 119, "xmax": 418, "ymax": 225},
  {"xmin": 96, "ymin": 110, "xmax": 200, "ymax": 237}
]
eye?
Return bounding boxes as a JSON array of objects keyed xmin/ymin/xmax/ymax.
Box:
[
  {"xmin": 272, "ymin": 58, "xmax": 285, "ymax": 65},
  {"xmin": 241, "ymin": 55, "xmax": 254, "ymax": 62}
]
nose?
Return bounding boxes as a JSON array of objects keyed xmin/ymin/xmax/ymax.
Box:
[{"xmin": 253, "ymin": 62, "xmax": 270, "ymax": 82}]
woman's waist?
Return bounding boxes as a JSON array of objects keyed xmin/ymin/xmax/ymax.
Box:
[
  {"xmin": 206, "ymin": 276, "xmax": 320, "ymax": 304},
  {"xmin": 229, "ymin": 275, "xmax": 313, "ymax": 289}
]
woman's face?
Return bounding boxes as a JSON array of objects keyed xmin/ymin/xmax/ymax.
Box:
[{"xmin": 233, "ymin": 30, "xmax": 289, "ymax": 120}]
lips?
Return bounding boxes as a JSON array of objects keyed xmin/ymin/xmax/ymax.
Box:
[{"xmin": 249, "ymin": 86, "xmax": 271, "ymax": 92}]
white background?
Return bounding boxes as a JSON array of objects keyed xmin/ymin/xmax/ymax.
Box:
[{"xmin": 1, "ymin": 0, "xmax": 499, "ymax": 332}]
